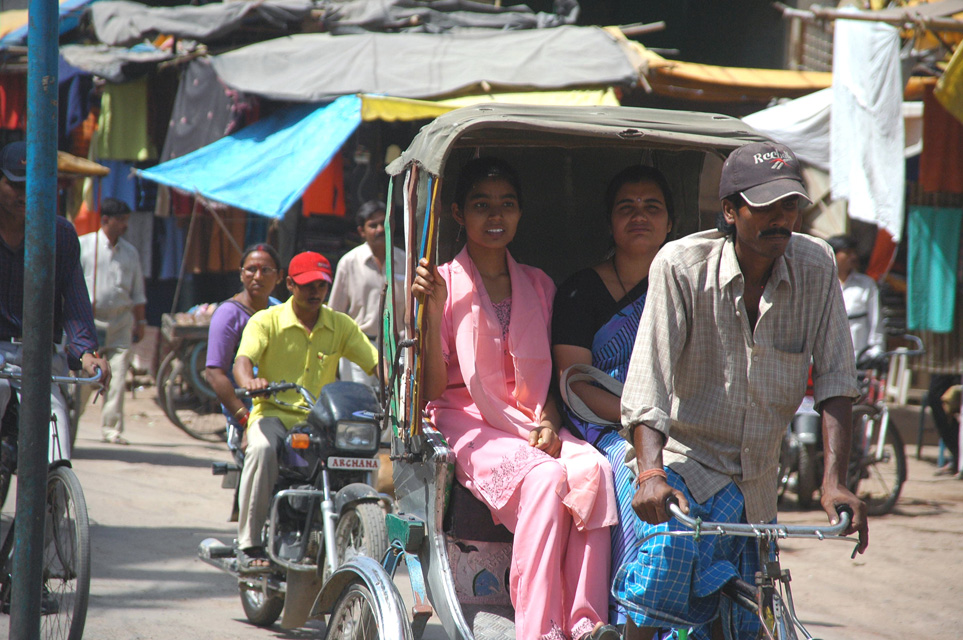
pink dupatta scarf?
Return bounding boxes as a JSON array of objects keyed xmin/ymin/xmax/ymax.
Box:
[{"xmin": 439, "ymin": 248, "xmax": 617, "ymax": 531}]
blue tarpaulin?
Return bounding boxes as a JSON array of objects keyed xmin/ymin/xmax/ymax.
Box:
[{"xmin": 138, "ymin": 94, "xmax": 362, "ymax": 219}]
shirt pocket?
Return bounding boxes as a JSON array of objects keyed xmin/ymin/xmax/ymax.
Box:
[{"xmin": 766, "ymin": 347, "xmax": 812, "ymax": 414}]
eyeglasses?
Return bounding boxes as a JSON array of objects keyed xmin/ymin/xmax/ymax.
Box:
[{"xmin": 241, "ymin": 266, "xmax": 278, "ymax": 276}]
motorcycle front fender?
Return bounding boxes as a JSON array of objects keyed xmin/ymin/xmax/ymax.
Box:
[{"xmin": 334, "ymin": 481, "xmax": 390, "ymax": 515}]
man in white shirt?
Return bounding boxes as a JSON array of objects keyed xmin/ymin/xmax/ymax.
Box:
[
  {"xmin": 328, "ymin": 200, "xmax": 405, "ymax": 387},
  {"xmin": 827, "ymin": 234, "xmax": 885, "ymax": 363},
  {"xmin": 78, "ymin": 198, "xmax": 147, "ymax": 444}
]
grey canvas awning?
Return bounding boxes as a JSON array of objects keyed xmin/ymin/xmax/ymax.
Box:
[
  {"xmin": 209, "ymin": 25, "xmax": 640, "ymax": 102},
  {"xmin": 89, "ymin": 0, "xmax": 314, "ymax": 47}
]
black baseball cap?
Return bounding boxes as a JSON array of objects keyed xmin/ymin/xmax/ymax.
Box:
[
  {"xmin": 719, "ymin": 141, "xmax": 811, "ymax": 207},
  {"xmin": 0, "ymin": 141, "xmax": 26, "ymax": 183}
]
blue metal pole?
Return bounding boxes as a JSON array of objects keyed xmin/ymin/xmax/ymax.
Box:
[{"xmin": 11, "ymin": 0, "xmax": 59, "ymax": 634}]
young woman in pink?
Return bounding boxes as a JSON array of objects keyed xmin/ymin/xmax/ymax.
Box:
[{"xmin": 412, "ymin": 157, "xmax": 619, "ymax": 640}]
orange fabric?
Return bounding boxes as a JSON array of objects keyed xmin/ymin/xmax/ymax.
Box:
[
  {"xmin": 70, "ymin": 110, "xmax": 99, "ymax": 160},
  {"xmin": 920, "ymin": 82, "xmax": 963, "ymax": 194},
  {"xmin": 865, "ymin": 228, "xmax": 898, "ymax": 281},
  {"xmin": 301, "ymin": 154, "xmax": 345, "ymax": 217},
  {"xmin": 0, "ymin": 73, "xmax": 26, "ymax": 130},
  {"xmin": 72, "ymin": 201, "xmax": 101, "ymax": 236}
]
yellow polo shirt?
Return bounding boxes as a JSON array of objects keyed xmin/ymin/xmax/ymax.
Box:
[{"xmin": 236, "ymin": 298, "xmax": 379, "ymax": 429}]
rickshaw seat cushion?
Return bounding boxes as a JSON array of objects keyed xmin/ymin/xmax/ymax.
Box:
[{"xmin": 443, "ymin": 481, "xmax": 513, "ymax": 543}]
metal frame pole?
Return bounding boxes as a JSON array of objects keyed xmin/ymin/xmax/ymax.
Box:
[{"xmin": 11, "ymin": 0, "xmax": 59, "ymax": 635}]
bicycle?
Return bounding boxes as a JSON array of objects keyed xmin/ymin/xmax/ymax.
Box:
[
  {"xmin": 614, "ymin": 500, "xmax": 858, "ymax": 640},
  {"xmin": 157, "ymin": 312, "xmax": 225, "ymax": 442},
  {"xmin": 849, "ymin": 334, "xmax": 925, "ymax": 516},
  {"xmin": 0, "ymin": 351, "xmax": 102, "ymax": 640}
]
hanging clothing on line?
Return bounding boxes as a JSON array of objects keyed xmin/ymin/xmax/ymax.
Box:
[
  {"xmin": 829, "ymin": 11, "xmax": 905, "ymax": 243},
  {"xmin": 920, "ymin": 83, "xmax": 963, "ymax": 194},
  {"xmin": 907, "ymin": 206, "xmax": 962, "ymax": 333},
  {"xmin": 0, "ymin": 72, "xmax": 26, "ymax": 130},
  {"xmin": 94, "ymin": 77, "xmax": 157, "ymax": 162}
]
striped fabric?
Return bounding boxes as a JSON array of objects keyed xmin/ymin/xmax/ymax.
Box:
[
  {"xmin": 596, "ymin": 430, "xmax": 639, "ymax": 624},
  {"xmin": 612, "ymin": 469, "xmax": 769, "ymax": 640}
]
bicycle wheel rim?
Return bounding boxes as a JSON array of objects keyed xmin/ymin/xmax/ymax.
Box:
[
  {"xmin": 853, "ymin": 407, "xmax": 906, "ymax": 516},
  {"xmin": 164, "ymin": 360, "xmax": 226, "ymax": 442},
  {"xmin": 42, "ymin": 466, "xmax": 90, "ymax": 640}
]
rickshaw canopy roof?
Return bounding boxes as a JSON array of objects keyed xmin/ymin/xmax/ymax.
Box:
[{"xmin": 386, "ymin": 103, "xmax": 770, "ymax": 177}]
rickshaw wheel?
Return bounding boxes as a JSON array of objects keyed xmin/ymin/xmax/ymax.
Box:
[
  {"xmin": 239, "ymin": 582, "xmax": 284, "ymax": 628},
  {"xmin": 324, "ymin": 582, "xmax": 382, "ymax": 640}
]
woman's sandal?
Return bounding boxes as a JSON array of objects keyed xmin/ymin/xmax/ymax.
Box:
[{"xmin": 237, "ymin": 547, "xmax": 272, "ymax": 573}]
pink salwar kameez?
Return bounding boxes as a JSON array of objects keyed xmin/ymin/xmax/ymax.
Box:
[{"xmin": 427, "ymin": 248, "xmax": 618, "ymax": 640}]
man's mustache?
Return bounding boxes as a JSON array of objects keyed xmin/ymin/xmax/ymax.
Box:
[{"xmin": 760, "ymin": 228, "xmax": 792, "ymax": 238}]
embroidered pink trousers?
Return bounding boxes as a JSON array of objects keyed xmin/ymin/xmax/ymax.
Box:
[{"xmin": 492, "ymin": 459, "xmax": 610, "ymax": 640}]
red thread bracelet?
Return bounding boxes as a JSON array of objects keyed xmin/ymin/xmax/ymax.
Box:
[{"xmin": 634, "ymin": 468, "xmax": 668, "ymax": 487}]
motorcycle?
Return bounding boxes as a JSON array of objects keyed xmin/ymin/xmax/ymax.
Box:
[
  {"xmin": 778, "ymin": 395, "xmax": 824, "ymax": 509},
  {"xmin": 197, "ymin": 380, "xmax": 390, "ymax": 629}
]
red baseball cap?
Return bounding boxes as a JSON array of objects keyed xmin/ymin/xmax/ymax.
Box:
[{"xmin": 288, "ymin": 251, "xmax": 333, "ymax": 285}]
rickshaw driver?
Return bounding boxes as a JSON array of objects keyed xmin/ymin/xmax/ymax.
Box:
[
  {"xmin": 232, "ymin": 250, "xmax": 378, "ymax": 572},
  {"xmin": 615, "ymin": 142, "xmax": 869, "ymax": 640}
]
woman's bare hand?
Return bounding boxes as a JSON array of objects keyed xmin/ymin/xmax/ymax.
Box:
[
  {"xmin": 412, "ymin": 258, "xmax": 447, "ymax": 313},
  {"xmin": 528, "ymin": 426, "xmax": 562, "ymax": 458}
]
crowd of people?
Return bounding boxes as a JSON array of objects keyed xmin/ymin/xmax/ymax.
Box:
[{"xmin": 9, "ymin": 132, "xmax": 963, "ymax": 640}]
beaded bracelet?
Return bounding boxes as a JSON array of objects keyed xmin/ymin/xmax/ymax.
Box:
[{"xmin": 634, "ymin": 468, "xmax": 668, "ymax": 487}]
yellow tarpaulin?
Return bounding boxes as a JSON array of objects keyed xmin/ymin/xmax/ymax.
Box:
[
  {"xmin": 359, "ymin": 88, "xmax": 620, "ymax": 122},
  {"xmin": 0, "ymin": 10, "xmax": 28, "ymax": 41},
  {"xmin": 935, "ymin": 42, "xmax": 963, "ymax": 125}
]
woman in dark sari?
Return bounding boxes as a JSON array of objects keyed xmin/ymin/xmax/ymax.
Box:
[{"xmin": 552, "ymin": 165, "xmax": 674, "ymax": 625}]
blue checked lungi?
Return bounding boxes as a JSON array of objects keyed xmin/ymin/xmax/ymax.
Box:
[{"xmin": 612, "ymin": 468, "xmax": 772, "ymax": 640}]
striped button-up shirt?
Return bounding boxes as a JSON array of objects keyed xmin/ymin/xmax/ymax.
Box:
[{"xmin": 620, "ymin": 230, "xmax": 859, "ymax": 523}]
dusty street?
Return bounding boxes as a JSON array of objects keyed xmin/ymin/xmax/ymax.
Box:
[{"xmin": 3, "ymin": 386, "xmax": 962, "ymax": 639}]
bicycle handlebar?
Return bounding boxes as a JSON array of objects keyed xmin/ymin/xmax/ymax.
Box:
[
  {"xmin": 663, "ymin": 499, "xmax": 852, "ymax": 541},
  {"xmin": 0, "ymin": 353, "xmax": 104, "ymax": 385},
  {"xmin": 857, "ymin": 334, "xmax": 925, "ymax": 368}
]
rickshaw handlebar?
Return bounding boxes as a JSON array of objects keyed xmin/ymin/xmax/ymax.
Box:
[{"xmin": 664, "ymin": 498, "xmax": 852, "ymax": 539}]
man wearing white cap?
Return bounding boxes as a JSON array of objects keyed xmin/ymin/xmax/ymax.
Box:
[{"xmin": 616, "ymin": 142, "xmax": 869, "ymax": 640}]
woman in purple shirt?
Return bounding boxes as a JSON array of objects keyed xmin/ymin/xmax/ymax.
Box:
[{"xmin": 205, "ymin": 244, "xmax": 282, "ymax": 440}]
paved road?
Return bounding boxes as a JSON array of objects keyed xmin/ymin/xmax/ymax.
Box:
[{"xmin": 3, "ymin": 388, "xmax": 962, "ymax": 639}]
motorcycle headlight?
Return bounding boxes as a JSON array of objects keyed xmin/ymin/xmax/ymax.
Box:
[{"xmin": 335, "ymin": 421, "xmax": 379, "ymax": 454}]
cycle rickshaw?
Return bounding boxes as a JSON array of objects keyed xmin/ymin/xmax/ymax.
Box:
[{"xmin": 307, "ymin": 104, "xmax": 843, "ymax": 639}]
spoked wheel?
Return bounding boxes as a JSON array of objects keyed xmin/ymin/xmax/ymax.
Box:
[
  {"xmin": 851, "ymin": 405, "xmax": 907, "ymax": 516},
  {"xmin": 154, "ymin": 350, "xmax": 177, "ymax": 413},
  {"xmin": 41, "ymin": 466, "xmax": 90, "ymax": 640},
  {"xmin": 239, "ymin": 580, "xmax": 284, "ymax": 628},
  {"xmin": 163, "ymin": 343, "xmax": 227, "ymax": 442},
  {"xmin": 324, "ymin": 582, "xmax": 382, "ymax": 640},
  {"xmin": 323, "ymin": 503, "xmax": 388, "ymax": 583}
]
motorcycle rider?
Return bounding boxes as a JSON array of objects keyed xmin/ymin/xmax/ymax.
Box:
[{"xmin": 232, "ymin": 250, "xmax": 378, "ymax": 571}]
